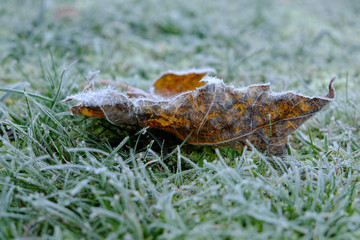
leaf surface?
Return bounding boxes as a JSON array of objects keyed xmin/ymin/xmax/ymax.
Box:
[{"xmin": 152, "ymin": 69, "xmax": 214, "ymax": 97}]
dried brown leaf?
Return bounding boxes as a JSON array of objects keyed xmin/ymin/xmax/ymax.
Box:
[{"xmin": 65, "ymin": 71, "xmax": 335, "ymax": 155}]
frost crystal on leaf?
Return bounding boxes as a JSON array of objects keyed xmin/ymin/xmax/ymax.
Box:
[
  {"xmin": 200, "ymin": 76, "xmax": 224, "ymax": 85},
  {"xmin": 65, "ymin": 87, "xmax": 129, "ymax": 107}
]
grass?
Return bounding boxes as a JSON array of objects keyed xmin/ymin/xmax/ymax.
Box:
[{"xmin": 1, "ymin": 0, "xmax": 360, "ymax": 239}]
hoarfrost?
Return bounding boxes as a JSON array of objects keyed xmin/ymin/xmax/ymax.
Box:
[
  {"xmin": 161, "ymin": 67, "xmax": 215, "ymax": 76},
  {"xmin": 64, "ymin": 87, "xmax": 129, "ymax": 107},
  {"xmin": 200, "ymin": 76, "xmax": 224, "ymax": 85}
]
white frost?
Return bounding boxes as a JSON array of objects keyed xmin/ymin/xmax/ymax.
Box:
[
  {"xmin": 160, "ymin": 67, "xmax": 216, "ymax": 76},
  {"xmin": 200, "ymin": 76, "xmax": 224, "ymax": 85},
  {"xmin": 64, "ymin": 87, "xmax": 129, "ymax": 107}
]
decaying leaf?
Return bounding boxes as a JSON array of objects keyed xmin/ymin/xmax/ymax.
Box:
[{"xmin": 65, "ymin": 70, "xmax": 335, "ymax": 155}]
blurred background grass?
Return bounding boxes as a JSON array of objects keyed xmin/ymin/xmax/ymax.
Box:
[
  {"xmin": 1, "ymin": 0, "xmax": 360, "ymax": 239},
  {"xmin": 1, "ymin": 0, "xmax": 359, "ymax": 91}
]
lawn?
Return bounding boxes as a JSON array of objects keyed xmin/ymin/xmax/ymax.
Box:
[{"xmin": 1, "ymin": 0, "xmax": 360, "ymax": 239}]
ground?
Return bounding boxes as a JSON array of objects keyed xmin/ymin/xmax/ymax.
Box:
[{"xmin": 0, "ymin": 0, "xmax": 360, "ymax": 239}]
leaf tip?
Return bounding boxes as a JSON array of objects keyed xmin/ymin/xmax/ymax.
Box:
[{"xmin": 325, "ymin": 77, "xmax": 336, "ymax": 99}]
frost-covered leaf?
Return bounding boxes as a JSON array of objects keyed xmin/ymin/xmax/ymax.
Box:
[{"xmin": 65, "ymin": 70, "xmax": 335, "ymax": 155}]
